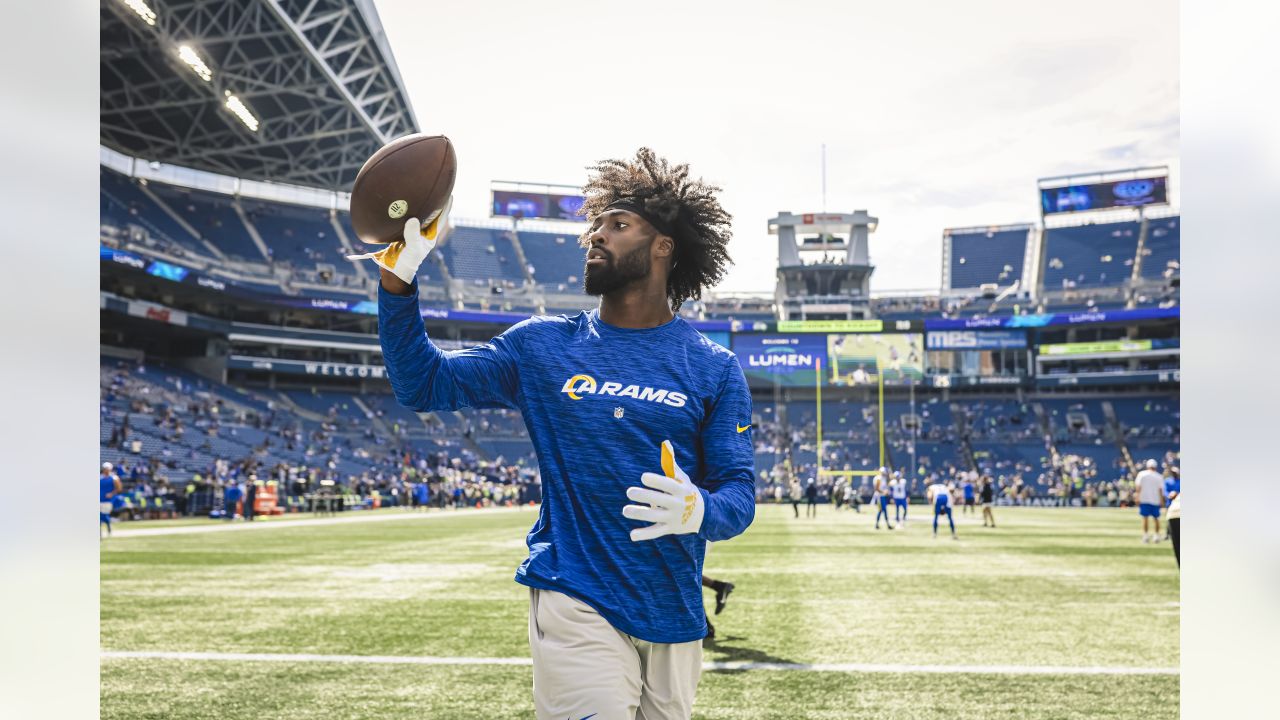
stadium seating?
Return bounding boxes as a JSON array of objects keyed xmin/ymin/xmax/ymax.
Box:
[
  {"xmin": 1109, "ymin": 397, "xmax": 1180, "ymax": 439},
  {"xmin": 1038, "ymin": 398, "xmax": 1109, "ymax": 441},
  {"xmin": 1041, "ymin": 220, "xmax": 1140, "ymax": 289},
  {"xmin": 232, "ymin": 277, "xmax": 291, "ymax": 295},
  {"xmin": 101, "ymin": 348, "xmax": 1179, "ymax": 514},
  {"xmin": 970, "ymin": 442, "xmax": 1048, "ymax": 474},
  {"xmin": 100, "ymin": 168, "xmax": 206, "ymax": 256},
  {"xmin": 1140, "ymin": 216, "xmax": 1180, "ymax": 279},
  {"xmin": 438, "ymin": 226, "xmax": 526, "ymax": 283},
  {"xmin": 948, "ymin": 227, "xmax": 1028, "ymax": 289},
  {"xmin": 149, "ymin": 184, "xmax": 266, "ymax": 263},
  {"xmin": 519, "ymin": 230, "xmax": 585, "ymax": 287},
  {"xmin": 282, "ymin": 389, "xmax": 369, "ymax": 424},
  {"xmin": 242, "ymin": 199, "xmax": 340, "ymax": 268},
  {"xmin": 99, "ymin": 357, "xmax": 541, "ymax": 489}
]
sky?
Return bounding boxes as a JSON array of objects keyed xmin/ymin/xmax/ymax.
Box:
[{"xmin": 375, "ymin": 0, "xmax": 1178, "ymax": 294}]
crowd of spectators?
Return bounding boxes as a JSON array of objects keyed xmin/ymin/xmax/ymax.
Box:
[
  {"xmin": 100, "ymin": 358, "xmax": 1178, "ymax": 523},
  {"xmin": 99, "ymin": 360, "xmax": 540, "ymax": 521}
]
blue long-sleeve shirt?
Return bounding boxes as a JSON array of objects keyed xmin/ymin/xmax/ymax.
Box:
[{"xmin": 379, "ymin": 281, "xmax": 756, "ymax": 643}]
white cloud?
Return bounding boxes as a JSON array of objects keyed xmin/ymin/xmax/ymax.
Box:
[{"xmin": 376, "ymin": 0, "xmax": 1178, "ymax": 293}]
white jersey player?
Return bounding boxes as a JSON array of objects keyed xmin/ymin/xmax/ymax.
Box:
[{"xmin": 928, "ymin": 481, "xmax": 956, "ymax": 539}]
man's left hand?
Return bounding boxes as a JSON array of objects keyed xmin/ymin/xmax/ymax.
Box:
[{"xmin": 623, "ymin": 440, "xmax": 705, "ymax": 542}]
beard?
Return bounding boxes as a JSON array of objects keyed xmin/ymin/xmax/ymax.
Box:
[{"xmin": 583, "ymin": 243, "xmax": 652, "ymax": 296}]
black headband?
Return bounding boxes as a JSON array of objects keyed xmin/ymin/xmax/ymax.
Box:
[{"xmin": 603, "ymin": 199, "xmax": 676, "ymax": 238}]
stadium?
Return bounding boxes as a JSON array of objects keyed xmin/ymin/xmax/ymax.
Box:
[{"xmin": 98, "ymin": 1, "xmax": 1180, "ymax": 718}]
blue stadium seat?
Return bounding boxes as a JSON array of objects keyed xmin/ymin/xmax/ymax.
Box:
[
  {"xmin": 948, "ymin": 227, "xmax": 1028, "ymax": 290},
  {"xmin": 1140, "ymin": 217, "xmax": 1180, "ymax": 279},
  {"xmin": 100, "ymin": 168, "xmax": 206, "ymax": 255},
  {"xmin": 519, "ymin": 230, "xmax": 586, "ymax": 288},
  {"xmin": 1042, "ymin": 221, "xmax": 1140, "ymax": 289},
  {"xmin": 242, "ymin": 199, "xmax": 341, "ymax": 269},
  {"xmin": 439, "ymin": 226, "xmax": 525, "ymax": 282},
  {"xmin": 149, "ymin": 184, "xmax": 265, "ymax": 262}
]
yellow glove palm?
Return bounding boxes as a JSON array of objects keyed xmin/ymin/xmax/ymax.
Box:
[
  {"xmin": 346, "ymin": 196, "xmax": 451, "ymax": 284},
  {"xmin": 622, "ymin": 440, "xmax": 706, "ymax": 542}
]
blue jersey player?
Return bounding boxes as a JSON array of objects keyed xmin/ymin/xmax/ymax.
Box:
[
  {"xmin": 928, "ymin": 480, "xmax": 956, "ymax": 540},
  {"xmin": 100, "ymin": 462, "xmax": 122, "ymax": 538},
  {"xmin": 961, "ymin": 473, "xmax": 976, "ymax": 514},
  {"xmin": 354, "ymin": 148, "xmax": 755, "ymax": 720}
]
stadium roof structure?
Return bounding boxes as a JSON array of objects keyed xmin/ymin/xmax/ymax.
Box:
[{"xmin": 101, "ymin": 0, "xmax": 419, "ymax": 190}]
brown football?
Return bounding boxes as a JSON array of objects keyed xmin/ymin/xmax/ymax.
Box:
[{"xmin": 349, "ymin": 134, "xmax": 456, "ymax": 244}]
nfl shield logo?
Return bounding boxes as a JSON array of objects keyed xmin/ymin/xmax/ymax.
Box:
[{"xmin": 614, "ymin": 407, "xmax": 624, "ymax": 419}]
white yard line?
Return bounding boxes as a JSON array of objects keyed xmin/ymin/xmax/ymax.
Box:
[
  {"xmin": 101, "ymin": 650, "xmax": 1178, "ymax": 675},
  {"xmin": 107, "ymin": 507, "xmax": 528, "ymax": 537}
]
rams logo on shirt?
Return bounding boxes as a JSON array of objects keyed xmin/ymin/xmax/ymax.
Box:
[{"xmin": 560, "ymin": 373, "xmax": 688, "ymax": 408}]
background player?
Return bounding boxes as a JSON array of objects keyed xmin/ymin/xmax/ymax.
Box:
[
  {"xmin": 805, "ymin": 477, "xmax": 819, "ymax": 518},
  {"xmin": 361, "ymin": 147, "xmax": 755, "ymax": 720},
  {"xmin": 1134, "ymin": 459, "xmax": 1166, "ymax": 543},
  {"xmin": 701, "ymin": 574, "xmax": 734, "ymax": 642},
  {"xmin": 891, "ymin": 470, "xmax": 908, "ymax": 527},
  {"xmin": 961, "ymin": 472, "xmax": 976, "ymax": 515},
  {"xmin": 873, "ymin": 468, "xmax": 894, "ymax": 530},
  {"xmin": 100, "ymin": 462, "xmax": 122, "ymax": 539},
  {"xmin": 928, "ymin": 478, "xmax": 956, "ymax": 540},
  {"xmin": 1162, "ymin": 465, "xmax": 1180, "ymax": 541}
]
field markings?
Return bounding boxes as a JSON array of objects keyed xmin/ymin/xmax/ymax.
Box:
[
  {"xmin": 101, "ymin": 650, "xmax": 1178, "ymax": 676},
  {"xmin": 106, "ymin": 507, "xmax": 528, "ymax": 538}
]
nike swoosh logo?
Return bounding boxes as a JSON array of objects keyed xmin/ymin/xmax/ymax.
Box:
[{"xmin": 736, "ymin": 424, "xmax": 751, "ymax": 433}]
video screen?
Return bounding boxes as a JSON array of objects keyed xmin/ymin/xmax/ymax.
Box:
[
  {"xmin": 492, "ymin": 190, "xmax": 586, "ymax": 220},
  {"xmin": 826, "ymin": 333, "xmax": 925, "ymax": 386},
  {"xmin": 1040, "ymin": 177, "xmax": 1167, "ymax": 215},
  {"xmin": 146, "ymin": 260, "xmax": 190, "ymax": 282}
]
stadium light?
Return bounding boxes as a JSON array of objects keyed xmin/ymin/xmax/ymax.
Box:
[
  {"xmin": 121, "ymin": 0, "xmax": 156, "ymax": 26},
  {"xmin": 177, "ymin": 45, "xmax": 213, "ymax": 82},
  {"xmin": 223, "ymin": 91, "xmax": 260, "ymax": 132}
]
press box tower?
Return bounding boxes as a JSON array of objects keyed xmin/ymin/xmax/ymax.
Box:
[{"xmin": 771, "ymin": 210, "xmax": 878, "ymax": 321}]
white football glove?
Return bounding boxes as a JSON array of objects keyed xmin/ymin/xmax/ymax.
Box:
[
  {"xmin": 346, "ymin": 196, "xmax": 452, "ymax": 285},
  {"xmin": 623, "ymin": 440, "xmax": 705, "ymax": 542}
]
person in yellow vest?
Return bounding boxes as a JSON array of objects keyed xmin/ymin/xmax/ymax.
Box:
[{"xmin": 182, "ymin": 476, "xmax": 197, "ymax": 517}]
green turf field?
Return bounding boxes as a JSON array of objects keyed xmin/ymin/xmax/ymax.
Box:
[{"xmin": 101, "ymin": 505, "xmax": 1179, "ymax": 719}]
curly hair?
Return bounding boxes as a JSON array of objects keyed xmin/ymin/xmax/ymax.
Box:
[{"xmin": 578, "ymin": 147, "xmax": 733, "ymax": 311}]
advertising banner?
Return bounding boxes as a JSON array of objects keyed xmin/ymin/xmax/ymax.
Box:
[
  {"xmin": 925, "ymin": 330, "xmax": 1027, "ymax": 350},
  {"xmin": 125, "ymin": 298, "xmax": 188, "ymax": 327},
  {"xmin": 924, "ymin": 306, "xmax": 1179, "ymax": 330},
  {"xmin": 100, "ymin": 246, "xmax": 148, "ymax": 270},
  {"xmin": 733, "ymin": 334, "xmax": 826, "ymax": 387},
  {"xmin": 931, "ymin": 374, "xmax": 1025, "ymax": 388},
  {"xmin": 1036, "ymin": 370, "xmax": 1179, "ymax": 387},
  {"xmin": 776, "ymin": 319, "xmax": 883, "ymax": 333},
  {"xmin": 1040, "ymin": 339, "xmax": 1153, "ymax": 356},
  {"xmin": 227, "ymin": 356, "xmax": 387, "ymax": 379}
]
